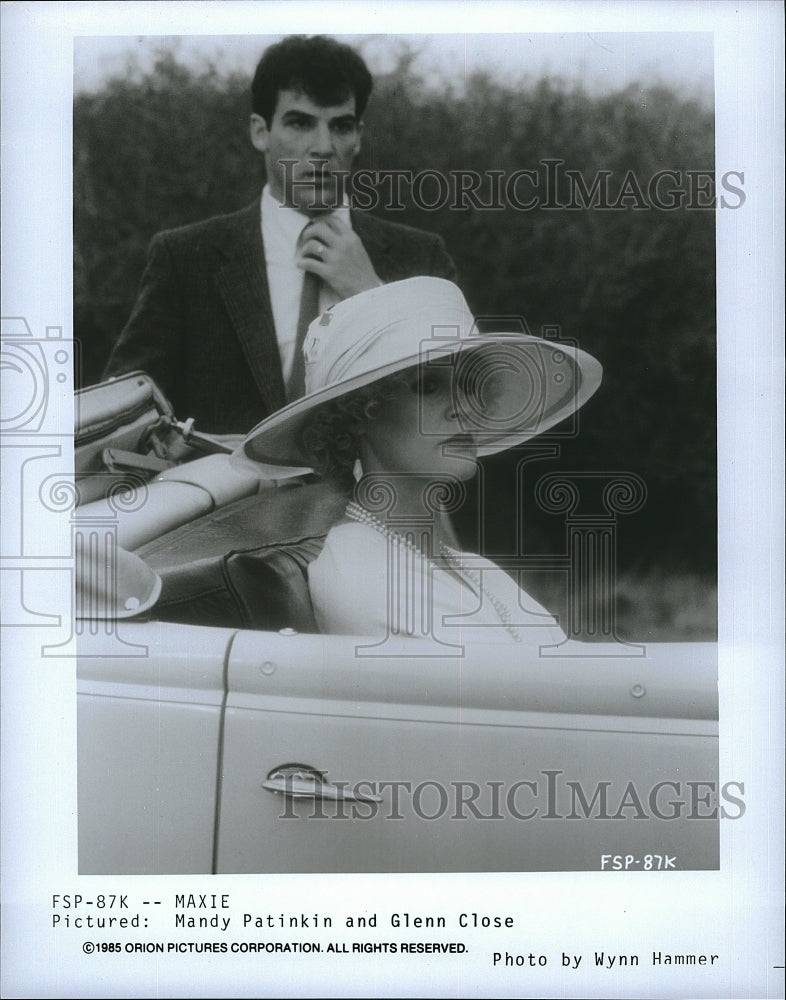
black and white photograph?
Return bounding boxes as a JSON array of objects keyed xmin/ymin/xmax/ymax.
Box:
[{"xmin": 1, "ymin": 2, "xmax": 783, "ymax": 998}]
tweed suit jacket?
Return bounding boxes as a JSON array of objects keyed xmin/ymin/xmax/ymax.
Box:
[{"xmin": 103, "ymin": 201, "xmax": 457, "ymax": 433}]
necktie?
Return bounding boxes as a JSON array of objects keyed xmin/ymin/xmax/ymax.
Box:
[{"xmin": 287, "ymin": 267, "xmax": 321, "ymax": 402}]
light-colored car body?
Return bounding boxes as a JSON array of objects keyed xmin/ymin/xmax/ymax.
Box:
[
  {"xmin": 78, "ymin": 624, "xmax": 718, "ymax": 874},
  {"xmin": 74, "ymin": 434, "xmax": 719, "ymax": 875}
]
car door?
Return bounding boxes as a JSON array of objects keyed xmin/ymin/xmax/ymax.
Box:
[
  {"xmin": 77, "ymin": 624, "xmax": 232, "ymax": 874},
  {"xmin": 215, "ymin": 633, "xmax": 718, "ymax": 872}
]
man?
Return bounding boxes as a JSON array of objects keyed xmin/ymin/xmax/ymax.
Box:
[{"xmin": 103, "ymin": 35, "xmax": 457, "ymax": 434}]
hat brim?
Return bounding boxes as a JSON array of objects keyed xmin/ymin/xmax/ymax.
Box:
[{"xmin": 240, "ymin": 333, "xmax": 602, "ymax": 469}]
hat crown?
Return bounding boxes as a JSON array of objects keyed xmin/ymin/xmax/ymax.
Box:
[{"xmin": 303, "ymin": 277, "xmax": 476, "ymax": 395}]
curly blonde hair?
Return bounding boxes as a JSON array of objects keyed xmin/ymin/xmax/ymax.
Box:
[
  {"xmin": 299, "ymin": 371, "xmax": 411, "ymax": 490},
  {"xmin": 299, "ymin": 350, "xmax": 499, "ymax": 490}
]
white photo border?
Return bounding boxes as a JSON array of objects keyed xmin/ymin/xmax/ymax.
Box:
[{"xmin": 1, "ymin": 2, "xmax": 783, "ymax": 998}]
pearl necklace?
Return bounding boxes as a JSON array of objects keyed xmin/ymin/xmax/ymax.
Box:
[{"xmin": 345, "ymin": 502, "xmax": 523, "ymax": 643}]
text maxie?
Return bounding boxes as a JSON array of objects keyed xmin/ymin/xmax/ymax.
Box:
[{"xmin": 174, "ymin": 894, "xmax": 230, "ymax": 909}]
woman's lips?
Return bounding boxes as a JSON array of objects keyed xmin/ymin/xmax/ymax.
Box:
[{"xmin": 441, "ymin": 432, "xmax": 477, "ymax": 450}]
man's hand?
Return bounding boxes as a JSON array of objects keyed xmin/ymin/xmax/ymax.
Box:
[{"xmin": 297, "ymin": 215, "xmax": 382, "ymax": 299}]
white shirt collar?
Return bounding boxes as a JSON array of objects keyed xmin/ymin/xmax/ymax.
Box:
[{"xmin": 261, "ymin": 184, "xmax": 351, "ymax": 251}]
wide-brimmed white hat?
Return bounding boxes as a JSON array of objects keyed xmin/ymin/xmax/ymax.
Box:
[{"xmin": 242, "ymin": 277, "xmax": 602, "ymax": 467}]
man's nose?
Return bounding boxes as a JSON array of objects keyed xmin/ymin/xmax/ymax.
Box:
[{"xmin": 309, "ymin": 122, "xmax": 335, "ymax": 157}]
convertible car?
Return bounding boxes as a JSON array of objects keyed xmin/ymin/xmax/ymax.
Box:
[{"xmin": 74, "ymin": 373, "xmax": 720, "ymax": 874}]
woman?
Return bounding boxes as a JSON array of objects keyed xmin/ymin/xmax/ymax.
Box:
[{"xmin": 242, "ymin": 277, "xmax": 603, "ymax": 645}]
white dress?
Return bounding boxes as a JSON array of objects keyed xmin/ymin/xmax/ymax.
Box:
[{"xmin": 308, "ymin": 522, "xmax": 566, "ymax": 646}]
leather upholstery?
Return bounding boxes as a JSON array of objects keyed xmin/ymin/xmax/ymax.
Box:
[{"xmin": 138, "ymin": 480, "xmax": 348, "ymax": 633}]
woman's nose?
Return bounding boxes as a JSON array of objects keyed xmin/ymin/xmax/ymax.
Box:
[{"xmin": 444, "ymin": 394, "xmax": 461, "ymax": 422}]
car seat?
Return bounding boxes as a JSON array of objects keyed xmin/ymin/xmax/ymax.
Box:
[{"xmin": 136, "ymin": 479, "xmax": 348, "ymax": 633}]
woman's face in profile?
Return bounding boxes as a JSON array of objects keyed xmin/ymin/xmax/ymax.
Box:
[{"xmin": 359, "ymin": 365, "xmax": 478, "ymax": 480}]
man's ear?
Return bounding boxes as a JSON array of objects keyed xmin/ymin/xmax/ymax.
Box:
[{"xmin": 249, "ymin": 113, "xmax": 270, "ymax": 153}]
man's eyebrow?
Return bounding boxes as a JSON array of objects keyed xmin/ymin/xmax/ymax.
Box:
[
  {"xmin": 281, "ymin": 110, "xmax": 317, "ymax": 122},
  {"xmin": 280, "ymin": 110, "xmax": 357, "ymax": 124}
]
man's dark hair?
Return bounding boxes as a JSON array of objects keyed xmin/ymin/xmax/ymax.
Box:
[{"xmin": 251, "ymin": 35, "xmax": 373, "ymax": 125}]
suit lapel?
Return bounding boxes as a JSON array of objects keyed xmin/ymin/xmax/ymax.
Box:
[
  {"xmin": 213, "ymin": 202, "xmax": 287, "ymax": 414},
  {"xmin": 351, "ymin": 211, "xmax": 402, "ymax": 281},
  {"xmin": 212, "ymin": 207, "xmax": 412, "ymax": 416}
]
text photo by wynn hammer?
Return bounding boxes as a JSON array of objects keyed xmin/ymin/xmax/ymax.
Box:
[{"xmin": 68, "ymin": 32, "xmax": 720, "ymax": 875}]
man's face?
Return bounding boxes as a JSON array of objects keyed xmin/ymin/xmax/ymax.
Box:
[{"xmin": 250, "ymin": 89, "xmax": 362, "ymax": 214}]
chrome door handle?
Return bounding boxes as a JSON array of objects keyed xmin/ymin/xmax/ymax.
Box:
[{"xmin": 262, "ymin": 764, "xmax": 382, "ymax": 802}]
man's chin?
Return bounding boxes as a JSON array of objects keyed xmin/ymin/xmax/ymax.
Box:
[{"xmin": 290, "ymin": 182, "xmax": 344, "ymax": 215}]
